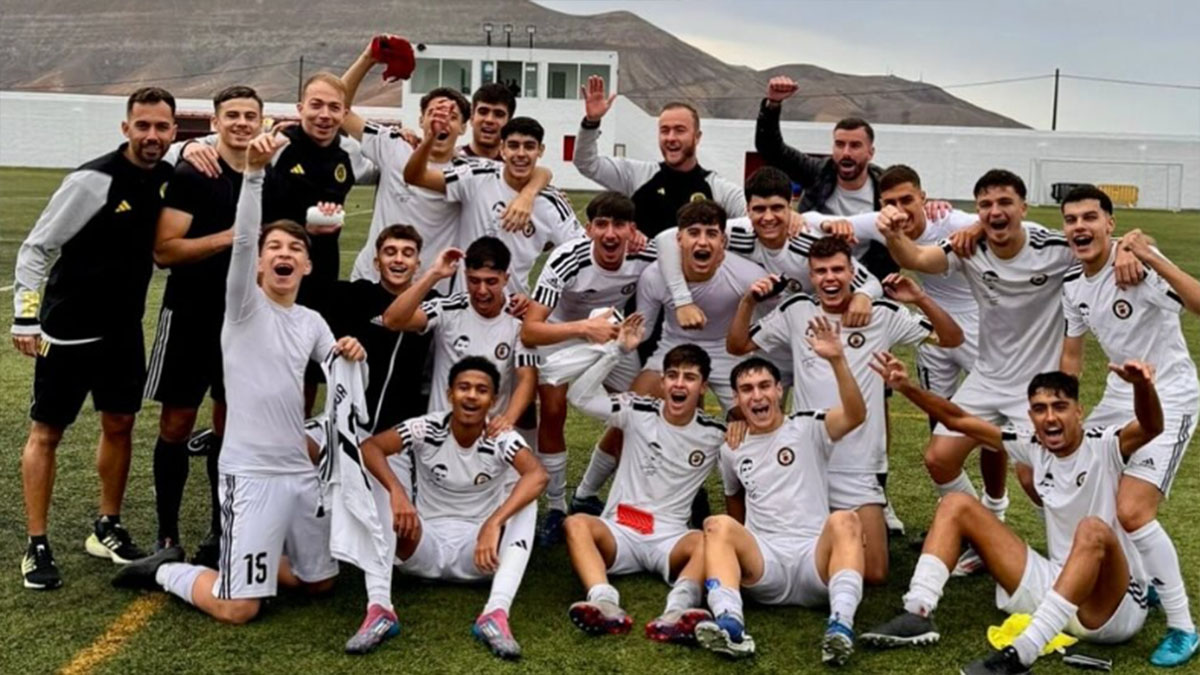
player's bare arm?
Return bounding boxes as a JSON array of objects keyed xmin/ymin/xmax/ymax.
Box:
[
  {"xmin": 402, "ymin": 104, "xmax": 453, "ymax": 193},
  {"xmin": 358, "ymin": 429, "xmax": 419, "ymax": 538},
  {"xmin": 1060, "ymin": 335, "xmax": 1085, "ymax": 376},
  {"xmin": 519, "ymin": 303, "xmax": 619, "ymax": 347},
  {"xmin": 878, "ymin": 206, "xmax": 949, "ymax": 274},
  {"xmin": 808, "ymin": 316, "xmax": 867, "ymax": 441},
  {"xmin": 726, "ymin": 274, "xmax": 778, "ymax": 356},
  {"xmin": 724, "ymin": 489, "xmax": 747, "ymax": 525},
  {"xmin": 489, "ymin": 366, "xmax": 537, "ymax": 437},
  {"xmin": 500, "ymin": 168, "xmax": 555, "ymax": 233},
  {"xmin": 152, "ymin": 207, "xmax": 232, "ymax": 267},
  {"xmin": 476, "ymin": 448, "xmax": 548, "ymax": 573},
  {"xmin": 1124, "ymin": 229, "xmax": 1200, "ymax": 313},
  {"xmin": 381, "ymin": 247, "xmax": 462, "ymax": 330},
  {"xmin": 881, "ymin": 274, "xmax": 963, "ymax": 347},
  {"xmin": 1108, "ymin": 360, "xmax": 1165, "ymax": 456},
  {"xmin": 871, "ymin": 351, "xmax": 1005, "ymax": 449}
]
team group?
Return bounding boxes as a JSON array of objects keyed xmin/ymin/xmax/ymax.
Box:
[{"xmin": 11, "ymin": 34, "xmax": 1200, "ymax": 673}]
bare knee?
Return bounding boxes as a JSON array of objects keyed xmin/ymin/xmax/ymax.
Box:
[
  {"xmin": 158, "ymin": 407, "xmax": 198, "ymax": 444},
  {"xmin": 938, "ymin": 492, "xmax": 982, "ymax": 522},
  {"xmin": 1073, "ymin": 516, "xmax": 1114, "ymax": 553},
  {"xmin": 1116, "ymin": 495, "xmax": 1156, "ymax": 533},
  {"xmin": 305, "ymin": 578, "xmax": 336, "ymax": 596},
  {"xmin": 214, "ymin": 599, "xmax": 260, "ymax": 625},
  {"xmin": 703, "ymin": 515, "xmax": 738, "ymax": 540},
  {"xmin": 564, "ymin": 514, "xmax": 593, "ymax": 540},
  {"xmin": 100, "ymin": 413, "xmax": 135, "ymax": 439},
  {"xmin": 827, "ymin": 510, "xmax": 863, "ymax": 541},
  {"xmin": 923, "ymin": 442, "xmax": 961, "ymax": 483},
  {"xmin": 864, "ymin": 558, "xmax": 889, "ymax": 586},
  {"xmin": 25, "ymin": 422, "xmax": 62, "ymax": 455}
]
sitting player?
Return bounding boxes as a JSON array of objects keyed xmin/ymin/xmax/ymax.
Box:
[
  {"xmin": 358, "ymin": 356, "xmax": 548, "ymax": 660},
  {"xmin": 563, "ymin": 314, "xmax": 725, "ymax": 644},
  {"xmin": 112, "ymin": 133, "xmax": 366, "ymax": 624},
  {"xmin": 863, "ymin": 353, "xmax": 1162, "ymax": 675},
  {"xmin": 696, "ymin": 317, "xmax": 868, "ymax": 665}
]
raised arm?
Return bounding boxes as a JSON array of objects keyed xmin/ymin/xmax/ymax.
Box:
[
  {"xmin": 805, "ymin": 317, "xmax": 866, "ymax": 441},
  {"xmin": 878, "ymin": 206, "xmax": 949, "ymax": 274},
  {"xmin": 1123, "ymin": 230, "xmax": 1200, "ymax": 315},
  {"xmin": 882, "ymin": 274, "xmax": 963, "ymax": 348},
  {"xmin": 754, "ymin": 77, "xmax": 825, "ymax": 182},
  {"xmin": 726, "ymin": 276, "xmax": 778, "ymax": 356},
  {"xmin": 339, "ymin": 39, "xmax": 382, "ymax": 141},
  {"xmin": 381, "ymin": 248, "xmax": 461, "ymax": 331},
  {"xmin": 871, "ymin": 351, "xmax": 1005, "ymax": 449},
  {"xmin": 573, "ymin": 75, "xmax": 655, "ymax": 194},
  {"xmin": 225, "ymin": 134, "xmax": 286, "ymax": 323},
  {"xmin": 567, "ymin": 314, "xmax": 644, "ymax": 418},
  {"xmin": 1110, "ymin": 361, "xmax": 1164, "ymax": 457},
  {"xmin": 402, "ymin": 111, "xmax": 448, "ymax": 193}
]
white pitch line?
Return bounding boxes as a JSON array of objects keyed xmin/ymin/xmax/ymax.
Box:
[{"xmin": 0, "ymin": 285, "xmax": 13, "ymax": 292}]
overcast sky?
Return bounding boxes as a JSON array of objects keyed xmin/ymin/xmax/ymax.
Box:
[{"xmin": 536, "ymin": 0, "xmax": 1200, "ymax": 136}]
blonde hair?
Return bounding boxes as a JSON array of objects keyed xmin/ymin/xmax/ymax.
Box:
[{"xmin": 300, "ymin": 72, "xmax": 348, "ymax": 103}]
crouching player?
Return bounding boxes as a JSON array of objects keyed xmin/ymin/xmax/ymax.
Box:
[
  {"xmin": 863, "ymin": 353, "xmax": 1161, "ymax": 675},
  {"xmin": 563, "ymin": 313, "xmax": 725, "ymax": 643},
  {"xmin": 697, "ymin": 316, "xmax": 868, "ymax": 665},
  {"xmin": 358, "ymin": 356, "xmax": 548, "ymax": 660}
]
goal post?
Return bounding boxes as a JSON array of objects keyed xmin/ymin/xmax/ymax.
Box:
[{"xmin": 1031, "ymin": 158, "xmax": 1184, "ymax": 211}]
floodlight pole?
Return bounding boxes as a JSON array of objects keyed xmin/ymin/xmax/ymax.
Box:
[
  {"xmin": 297, "ymin": 56, "xmax": 305, "ymax": 101},
  {"xmin": 1051, "ymin": 67, "xmax": 1059, "ymax": 131}
]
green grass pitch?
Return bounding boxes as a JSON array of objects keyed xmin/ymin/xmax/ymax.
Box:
[{"xmin": 1, "ymin": 166, "xmax": 1198, "ymax": 673}]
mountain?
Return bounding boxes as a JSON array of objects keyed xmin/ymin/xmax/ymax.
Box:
[{"xmin": 0, "ymin": 0, "xmax": 1026, "ymax": 128}]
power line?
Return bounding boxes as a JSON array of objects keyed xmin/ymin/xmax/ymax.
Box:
[{"xmin": 1059, "ymin": 74, "xmax": 1200, "ymax": 91}]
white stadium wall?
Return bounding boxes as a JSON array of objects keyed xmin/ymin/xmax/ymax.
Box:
[{"xmin": 2, "ymin": 90, "xmax": 1197, "ymax": 209}]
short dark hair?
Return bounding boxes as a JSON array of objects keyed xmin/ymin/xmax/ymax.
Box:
[
  {"xmin": 730, "ymin": 356, "xmax": 782, "ymax": 390},
  {"xmin": 127, "ymin": 87, "xmax": 176, "ymax": 115},
  {"xmin": 586, "ymin": 191, "xmax": 636, "ymax": 222},
  {"xmin": 834, "ymin": 117, "xmax": 874, "ymax": 143},
  {"xmin": 500, "ymin": 116, "xmax": 544, "ymax": 143},
  {"xmin": 660, "ymin": 101, "xmax": 700, "ymax": 130},
  {"xmin": 1027, "ymin": 371, "xmax": 1079, "ymax": 402},
  {"xmin": 662, "ymin": 344, "xmax": 711, "ymax": 383},
  {"xmin": 375, "ymin": 224, "xmax": 422, "ymax": 253},
  {"xmin": 464, "ymin": 236, "xmax": 511, "ymax": 272},
  {"xmin": 1061, "ymin": 184, "xmax": 1113, "ymax": 215},
  {"xmin": 745, "ymin": 167, "xmax": 792, "ymax": 202},
  {"xmin": 258, "ymin": 219, "xmax": 311, "ymax": 252},
  {"xmin": 450, "ymin": 355, "xmax": 501, "ymax": 393},
  {"xmin": 213, "ymin": 85, "xmax": 263, "ymax": 112},
  {"xmin": 420, "ymin": 87, "xmax": 471, "ymax": 122},
  {"xmin": 677, "ymin": 199, "xmax": 727, "ymax": 232},
  {"xmin": 806, "ymin": 235, "xmax": 854, "ymax": 264},
  {"xmin": 472, "ymin": 83, "xmax": 517, "ymax": 116},
  {"xmin": 974, "ymin": 169, "xmax": 1027, "ymax": 200},
  {"xmin": 879, "ymin": 164, "xmax": 922, "ymax": 193}
]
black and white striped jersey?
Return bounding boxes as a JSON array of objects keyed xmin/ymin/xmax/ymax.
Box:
[{"xmin": 532, "ymin": 236, "xmax": 657, "ymax": 323}]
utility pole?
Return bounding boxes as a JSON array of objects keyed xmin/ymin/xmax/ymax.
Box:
[
  {"xmin": 297, "ymin": 55, "xmax": 305, "ymax": 100},
  {"xmin": 1051, "ymin": 67, "xmax": 1059, "ymax": 131}
]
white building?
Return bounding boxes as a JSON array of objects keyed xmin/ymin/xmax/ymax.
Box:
[{"xmin": 1, "ymin": 43, "xmax": 1197, "ymax": 209}]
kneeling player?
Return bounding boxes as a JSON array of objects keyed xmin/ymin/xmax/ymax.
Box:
[
  {"xmin": 359, "ymin": 357, "xmax": 548, "ymax": 660},
  {"xmin": 697, "ymin": 317, "xmax": 868, "ymax": 665},
  {"xmin": 563, "ymin": 315, "xmax": 725, "ymax": 643},
  {"xmin": 863, "ymin": 354, "xmax": 1161, "ymax": 674}
]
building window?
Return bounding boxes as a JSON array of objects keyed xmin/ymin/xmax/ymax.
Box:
[
  {"xmin": 548, "ymin": 63, "xmax": 579, "ymax": 100},
  {"xmin": 442, "ymin": 59, "xmax": 471, "ymax": 94},
  {"xmin": 613, "ymin": 143, "xmax": 626, "ymax": 158},
  {"xmin": 412, "ymin": 58, "xmax": 441, "ymax": 94},
  {"xmin": 497, "ymin": 61, "xmax": 523, "ymax": 96},
  {"xmin": 523, "ymin": 63, "xmax": 539, "ymax": 98},
  {"xmin": 579, "ymin": 64, "xmax": 611, "ymax": 91},
  {"xmin": 481, "ymin": 61, "xmax": 496, "ymax": 85}
]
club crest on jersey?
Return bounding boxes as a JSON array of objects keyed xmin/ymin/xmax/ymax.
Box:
[
  {"xmin": 688, "ymin": 450, "xmax": 705, "ymax": 467},
  {"xmin": 474, "ymin": 472, "xmax": 492, "ymax": 485},
  {"xmin": 334, "ymin": 163, "xmax": 348, "ymax": 183},
  {"xmin": 494, "ymin": 343, "xmax": 511, "ymax": 360},
  {"xmin": 777, "ymin": 447, "xmax": 795, "ymax": 466},
  {"xmin": 1075, "ymin": 471, "xmax": 1088, "ymax": 487},
  {"xmin": 621, "ymin": 283, "xmax": 636, "ymax": 295},
  {"xmin": 431, "ymin": 464, "xmax": 449, "ymax": 483},
  {"xmin": 452, "ymin": 335, "xmax": 471, "ymax": 353},
  {"xmin": 689, "ymin": 192, "xmax": 707, "ymax": 203},
  {"xmin": 846, "ymin": 332, "xmax": 866, "ymax": 349},
  {"xmin": 1030, "ymin": 273, "xmax": 1048, "ymax": 286},
  {"xmin": 1112, "ymin": 299, "xmax": 1133, "ymax": 319},
  {"xmin": 160, "ymin": 181, "xmax": 168, "ymax": 198}
]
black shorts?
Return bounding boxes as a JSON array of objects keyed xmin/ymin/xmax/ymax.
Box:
[
  {"xmin": 31, "ymin": 327, "xmax": 145, "ymax": 428},
  {"xmin": 144, "ymin": 306, "xmax": 225, "ymax": 408}
]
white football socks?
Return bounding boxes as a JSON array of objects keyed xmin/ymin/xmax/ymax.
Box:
[
  {"xmin": 363, "ymin": 569, "xmax": 393, "ymax": 612},
  {"xmin": 156, "ymin": 562, "xmax": 205, "ymax": 606},
  {"xmin": 483, "ymin": 501, "xmax": 536, "ymax": 615},
  {"xmin": 588, "ymin": 583, "xmax": 620, "ymax": 606},
  {"xmin": 903, "ymin": 554, "xmax": 950, "ymax": 617},
  {"xmin": 575, "ymin": 445, "xmax": 617, "ymax": 500},
  {"xmin": 935, "ymin": 471, "xmax": 979, "ymax": 499},
  {"xmin": 1012, "ymin": 590, "xmax": 1076, "ymax": 666},
  {"xmin": 706, "ymin": 581, "xmax": 744, "ymax": 624},
  {"xmin": 1130, "ymin": 520, "xmax": 1195, "ymax": 632},
  {"xmin": 664, "ymin": 578, "xmax": 702, "ymax": 613},
  {"xmin": 981, "ymin": 491, "xmax": 1009, "ymax": 522},
  {"xmin": 828, "ymin": 569, "xmax": 864, "ymax": 628},
  {"xmin": 538, "ymin": 451, "xmax": 568, "ymax": 512}
]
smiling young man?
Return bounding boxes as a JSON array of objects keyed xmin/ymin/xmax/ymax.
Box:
[
  {"xmin": 1058, "ymin": 185, "xmax": 1200, "ymax": 666},
  {"xmin": 114, "ymin": 133, "xmax": 367, "ymax": 626},
  {"xmin": 404, "ymin": 115, "xmax": 582, "ymax": 296},
  {"xmin": 863, "ymin": 355, "xmax": 1161, "ymax": 675},
  {"xmin": 357, "ymin": 356, "xmax": 548, "ymax": 660},
  {"xmin": 460, "ymin": 83, "xmax": 517, "ymax": 160},
  {"xmin": 144, "ymin": 85, "xmax": 262, "ymax": 564},
  {"xmin": 13, "ymin": 87, "xmax": 177, "ymax": 589},
  {"xmin": 563, "ymin": 316, "xmax": 725, "ymax": 645},
  {"xmin": 521, "ymin": 192, "xmax": 658, "ymax": 521},
  {"xmin": 728, "ymin": 236, "xmax": 962, "ymax": 587},
  {"xmin": 695, "ymin": 320, "xmax": 868, "ymax": 665}
]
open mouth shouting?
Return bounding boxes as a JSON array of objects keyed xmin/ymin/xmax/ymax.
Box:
[
  {"xmin": 1040, "ymin": 423, "xmax": 1066, "ymax": 448},
  {"xmin": 1070, "ymin": 232, "xmax": 1095, "ymax": 252},
  {"xmin": 273, "ymin": 262, "xmax": 295, "ymax": 277},
  {"xmin": 692, "ymin": 249, "xmax": 712, "ymax": 262}
]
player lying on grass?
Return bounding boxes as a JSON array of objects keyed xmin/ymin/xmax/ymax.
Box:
[
  {"xmin": 1058, "ymin": 184, "xmax": 1200, "ymax": 667},
  {"xmin": 728, "ymin": 235, "xmax": 962, "ymax": 587},
  {"xmin": 112, "ymin": 133, "xmax": 366, "ymax": 625},
  {"xmin": 695, "ymin": 318, "xmax": 868, "ymax": 666},
  {"xmin": 562, "ymin": 314, "xmax": 725, "ymax": 644},
  {"xmin": 356, "ymin": 356, "xmax": 548, "ymax": 660},
  {"xmin": 862, "ymin": 353, "xmax": 1162, "ymax": 675}
]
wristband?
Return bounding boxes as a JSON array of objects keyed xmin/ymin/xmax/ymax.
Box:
[{"xmin": 580, "ymin": 117, "xmax": 601, "ymax": 130}]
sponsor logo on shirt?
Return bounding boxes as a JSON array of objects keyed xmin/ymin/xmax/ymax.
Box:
[
  {"xmin": 1112, "ymin": 299, "xmax": 1133, "ymax": 319},
  {"xmin": 290, "ymin": 164, "xmax": 305, "ymax": 176},
  {"xmin": 114, "ymin": 199, "xmax": 132, "ymax": 213}
]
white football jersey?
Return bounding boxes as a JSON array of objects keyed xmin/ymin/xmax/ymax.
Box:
[
  {"xmin": 352, "ymin": 122, "xmax": 466, "ymax": 291},
  {"xmin": 941, "ymin": 224, "xmax": 1075, "ymax": 388},
  {"xmin": 443, "ymin": 161, "xmax": 584, "ymax": 295},
  {"xmin": 598, "ymin": 394, "xmax": 726, "ymax": 531},
  {"xmin": 1003, "ymin": 426, "xmax": 1145, "ymax": 580},
  {"xmin": 532, "ymin": 236, "xmax": 657, "ymax": 324},
  {"xmin": 724, "ymin": 217, "xmax": 881, "ymax": 300},
  {"xmin": 1063, "ymin": 246, "xmax": 1198, "ymax": 409},
  {"xmin": 719, "ymin": 411, "xmax": 834, "ymax": 540},
  {"xmin": 750, "ymin": 295, "xmax": 932, "ymax": 473},
  {"xmin": 421, "ymin": 294, "xmax": 537, "ymax": 414},
  {"xmin": 397, "ymin": 413, "xmax": 526, "ymax": 522},
  {"xmin": 637, "ymin": 252, "xmax": 767, "ymax": 353}
]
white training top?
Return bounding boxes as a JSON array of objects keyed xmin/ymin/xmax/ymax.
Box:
[
  {"xmin": 420, "ymin": 293, "xmax": 537, "ymax": 414},
  {"xmin": 443, "ymin": 160, "xmax": 584, "ymax": 295},
  {"xmin": 352, "ymin": 122, "xmax": 466, "ymax": 291},
  {"xmin": 1063, "ymin": 246, "xmax": 1198, "ymax": 411},
  {"xmin": 220, "ymin": 170, "xmax": 336, "ymax": 476},
  {"xmin": 941, "ymin": 223, "xmax": 1075, "ymax": 388},
  {"xmin": 396, "ymin": 412, "xmax": 527, "ymax": 523},
  {"xmin": 750, "ymin": 295, "xmax": 932, "ymax": 473},
  {"xmin": 719, "ymin": 411, "xmax": 834, "ymax": 541},
  {"xmin": 1003, "ymin": 425, "xmax": 1146, "ymax": 582}
]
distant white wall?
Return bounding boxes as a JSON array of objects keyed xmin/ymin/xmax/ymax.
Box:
[{"xmin": 3, "ymin": 90, "xmax": 1197, "ymax": 209}]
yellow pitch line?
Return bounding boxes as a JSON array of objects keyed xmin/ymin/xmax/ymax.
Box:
[{"xmin": 59, "ymin": 594, "xmax": 167, "ymax": 675}]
